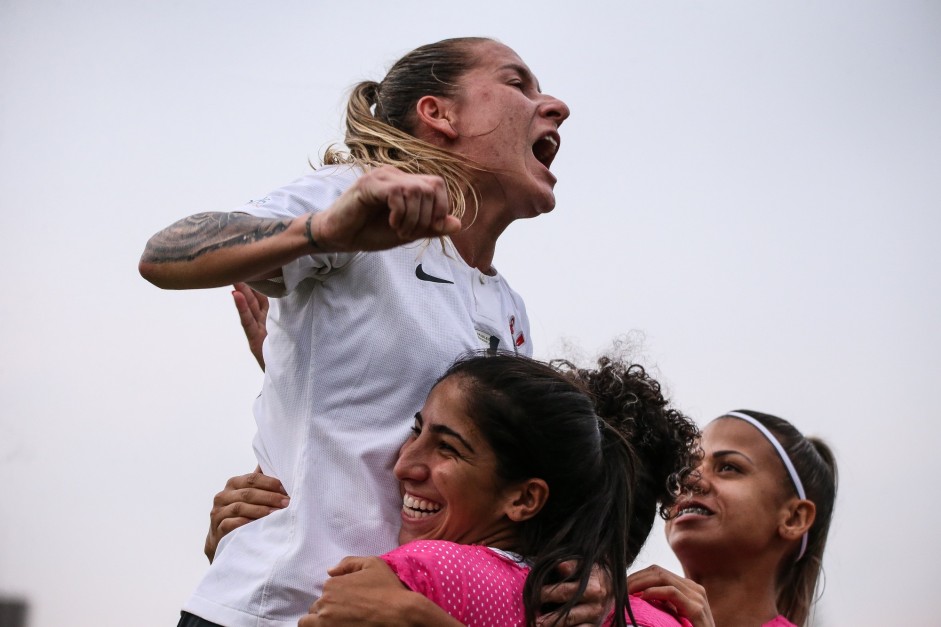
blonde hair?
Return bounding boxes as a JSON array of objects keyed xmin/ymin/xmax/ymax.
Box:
[{"xmin": 323, "ymin": 37, "xmax": 497, "ymax": 224}]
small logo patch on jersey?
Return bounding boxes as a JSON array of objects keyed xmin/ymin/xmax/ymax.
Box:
[
  {"xmin": 509, "ymin": 315, "xmax": 525, "ymax": 351},
  {"xmin": 415, "ymin": 264, "xmax": 454, "ymax": 284}
]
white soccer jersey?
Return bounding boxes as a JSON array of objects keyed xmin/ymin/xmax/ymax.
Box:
[{"xmin": 183, "ymin": 165, "xmax": 532, "ymax": 627}]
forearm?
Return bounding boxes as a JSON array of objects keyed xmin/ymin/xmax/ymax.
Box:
[
  {"xmin": 399, "ymin": 593, "xmax": 465, "ymax": 627},
  {"xmin": 139, "ymin": 211, "xmax": 318, "ymax": 289},
  {"xmin": 311, "ymin": 556, "xmax": 467, "ymax": 627}
]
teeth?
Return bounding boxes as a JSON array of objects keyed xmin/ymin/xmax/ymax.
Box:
[
  {"xmin": 679, "ymin": 506, "xmax": 712, "ymax": 517},
  {"xmin": 532, "ymin": 134, "xmax": 559, "ymax": 167},
  {"xmin": 403, "ymin": 493, "xmax": 441, "ymax": 518}
]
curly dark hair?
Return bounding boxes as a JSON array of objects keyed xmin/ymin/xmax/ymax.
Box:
[
  {"xmin": 439, "ymin": 351, "xmax": 700, "ymax": 627},
  {"xmin": 558, "ymin": 356, "xmax": 701, "ymax": 560}
]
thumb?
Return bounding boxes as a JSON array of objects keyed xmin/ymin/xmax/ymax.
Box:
[{"xmin": 326, "ymin": 555, "xmax": 371, "ymax": 577}]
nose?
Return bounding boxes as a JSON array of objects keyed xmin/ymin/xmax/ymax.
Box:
[
  {"xmin": 393, "ymin": 438, "xmax": 429, "ymax": 483},
  {"xmin": 539, "ymin": 93, "xmax": 570, "ymax": 126},
  {"xmin": 690, "ymin": 467, "xmax": 713, "ymax": 495}
]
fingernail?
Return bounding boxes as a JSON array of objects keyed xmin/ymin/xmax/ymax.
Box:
[{"xmin": 280, "ymin": 498, "xmax": 290, "ymax": 507}]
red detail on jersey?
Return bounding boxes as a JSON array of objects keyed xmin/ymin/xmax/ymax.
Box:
[{"xmin": 509, "ymin": 315, "xmax": 525, "ymax": 348}]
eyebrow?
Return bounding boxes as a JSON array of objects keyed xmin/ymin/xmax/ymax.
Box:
[
  {"xmin": 498, "ymin": 63, "xmax": 542, "ymax": 93},
  {"xmin": 711, "ymin": 450, "xmax": 755, "ymax": 465},
  {"xmin": 415, "ymin": 411, "xmax": 476, "ymax": 453}
]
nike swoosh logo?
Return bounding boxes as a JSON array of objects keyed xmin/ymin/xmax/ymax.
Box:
[{"xmin": 415, "ymin": 264, "xmax": 454, "ymax": 284}]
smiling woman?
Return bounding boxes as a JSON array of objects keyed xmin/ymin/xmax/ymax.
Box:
[
  {"xmin": 298, "ymin": 352, "xmax": 701, "ymax": 627},
  {"xmin": 395, "ymin": 380, "xmax": 523, "ymax": 549},
  {"xmin": 629, "ymin": 411, "xmax": 838, "ymax": 627}
]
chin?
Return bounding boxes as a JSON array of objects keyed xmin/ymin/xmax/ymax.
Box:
[
  {"xmin": 517, "ymin": 188, "xmax": 557, "ymax": 218},
  {"xmin": 501, "ymin": 173, "xmax": 557, "ymax": 218},
  {"xmin": 538, "ymin": 181, "xmax": 559, "ymax": 209},
  {"xmin": 530, "ymin": 196, "xmax": 557, "ymax": 217}
]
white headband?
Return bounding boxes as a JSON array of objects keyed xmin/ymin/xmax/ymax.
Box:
[{"xmin": 724, "ymin": 411, "xmax": 808, "ymax": 562}]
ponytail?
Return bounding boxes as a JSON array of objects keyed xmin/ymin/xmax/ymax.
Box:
[
  {"xmin": 441, "ymin": 351, "xmax": 697, "ymax": 627},
  {"xmin": 518, "ymin": 416, "xmax": 636, "ymax": 627},
  {"xmin": 775, "ymin": 436, "xmax": 837, "ymax": 626},
  {"xmin": 323, "ymin": 38, "xmax": 495, "ymax": 224}
]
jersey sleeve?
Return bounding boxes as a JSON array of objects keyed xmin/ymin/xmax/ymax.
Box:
[
  {"xmin": 617, "ymin": 595, "xmax": 693, "ymax": 627},
  {"xmin": 380, "ymin": 541, "xmax": 529, "ymax": 626},
  {"xmin": 380, "ymin": 546, "xmax": 444, "ymax": 605},
  {"xmin": 236, "ymin": 165, "xmax": 361, "ymax": 295}
]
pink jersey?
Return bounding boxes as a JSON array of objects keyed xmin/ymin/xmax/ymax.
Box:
[
  {"xmin": 618, "ymin": 597, "xmax": 694, "ymax": 627},
  {"xmin": 381, "ymin": 540, "xmax": 687, "ymax": 627},
  {"xmin": 763, "ymin": 616, "xmax": 798, "ymax": 627}
]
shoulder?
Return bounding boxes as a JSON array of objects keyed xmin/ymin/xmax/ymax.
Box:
[
  {"xmin": 382, "ymin": 542, "xmax": 528, "ymax": 624},
  {"xmin": 237, "ymin": 164, "xmax": 363, "ymax": 218},
  {"xmin": 382, "ymin": 540, "xmax": 527, "ymax": 581},
  {"xmin": 626, "ymin": 595, "xmax": 692, "ymax": 627},
  {"xmin": 383, "ymin": 540, "xmax": 493, "ymax": 563},
  {"xmin": 310, "ymin": 162, "xmax": 363, "ymax": 185},
  {"xmin": 286, "ymin": 163, "xmax": 362, "ymax": 195}
]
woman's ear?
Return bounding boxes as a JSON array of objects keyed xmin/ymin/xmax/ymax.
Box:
[
  {"xmin": 415, "ymin": 95, "xmax": 459, "ymax": 140},
  {"xmin": 779, "ymin": 498, "xmax": 816, "ymax": 543},
  {"xmin": 505, "ymin": 478, "xmax": 549, "ymax": 523}
]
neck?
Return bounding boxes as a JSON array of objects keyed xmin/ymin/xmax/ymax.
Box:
[
  {"xmin": 450, "ymin": 199, "xmax": 513, "ymax": 274},
  {"xmin": 467, "ymin": 525, "xmax": 520, "ymax": 553},
  {"xmin": 683, "ymin": 559, "xmax": 781, "ymax": 627}
]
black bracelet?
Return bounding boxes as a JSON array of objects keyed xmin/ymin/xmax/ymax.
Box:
[{"xmin": 305, "ymin": 214, "xmax": 320, "ymax": 250}]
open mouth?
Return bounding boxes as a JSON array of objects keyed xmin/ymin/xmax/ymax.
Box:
[
  {"xmin": 673, "ymin": 500, "xmax": 714, "ymax": 519},
  {"xmin": 532, "ymin": 133, "xmax": 560, "ymax": 169},
  {"xmin": 403, "ymin": 493, "xmax": 442, "ymax": 519}
]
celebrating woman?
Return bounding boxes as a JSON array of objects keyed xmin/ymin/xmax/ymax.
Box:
[{"xmin": 140, "ymin": 37, "xmax": 570, "ymax": 626}]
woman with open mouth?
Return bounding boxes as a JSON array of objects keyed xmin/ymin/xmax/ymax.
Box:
[
  {"xmin": 629, "ymin": 411, "xmax": 838, "ymax": 627},
  {"xmin": 140, "ymin": 36, "xmax": 573, "ymax": 627},
  {"xmin": 209, "ymin": 351, "xmax": 701, "ymax": 626}
]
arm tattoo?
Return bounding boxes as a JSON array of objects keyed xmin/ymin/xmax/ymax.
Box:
[{"xmin": 142, "ymin": 212, "xmax": 291, "ymax": 263}]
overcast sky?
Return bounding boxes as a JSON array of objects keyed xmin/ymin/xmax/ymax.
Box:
[{"xmin": 2, "ymin": 2, "xmax": 939, "ymax": 626}]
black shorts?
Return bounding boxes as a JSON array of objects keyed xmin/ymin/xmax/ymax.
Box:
[{"xmin": 177, "ymin": 611, "xmax": 223, "ymax": 627}]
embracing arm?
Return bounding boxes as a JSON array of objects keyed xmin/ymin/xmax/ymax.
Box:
[
  {"xmin": 232, "ymin": 282, "xmax": 269, "ymax": 370},
  {"xmin": 627, "ymin": 565, "xmax": 715, "ymax": 627},
  {"xmin": 201, "ymin": 476, "xmax": 460, "ymax": 626},
  {"xmin": 204, "ymin": 467, "xmax": 289, "ymax": 563},
  {"xmin": 300, "ymin": 557, "xmax": 463, "ymax": 627},
  {"xmin": 139, "ymin": 166, "xmax": 460, "ymax": 290},
  {"xmin": 538, "ymin": 561, "xmax": 612, "ymax": 627}
]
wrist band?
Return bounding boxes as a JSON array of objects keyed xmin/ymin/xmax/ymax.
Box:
[{"xmin": 724, "ymin": 411, "xmax": 808, "ymax": 562}]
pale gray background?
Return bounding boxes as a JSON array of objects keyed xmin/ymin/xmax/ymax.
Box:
[{"xmin": 2, "ymin": 1, "xmax": 939, "ymax": 625}]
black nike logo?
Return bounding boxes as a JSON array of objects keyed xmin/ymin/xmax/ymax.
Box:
[{"xmin": 415, "ymin": 264, "xmax": 454, "ymax": 284}]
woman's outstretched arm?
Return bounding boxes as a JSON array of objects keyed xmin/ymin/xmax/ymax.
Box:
[{"xmin": 139, "ymin": 166, "xmax": 460, "ymax": 290}]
